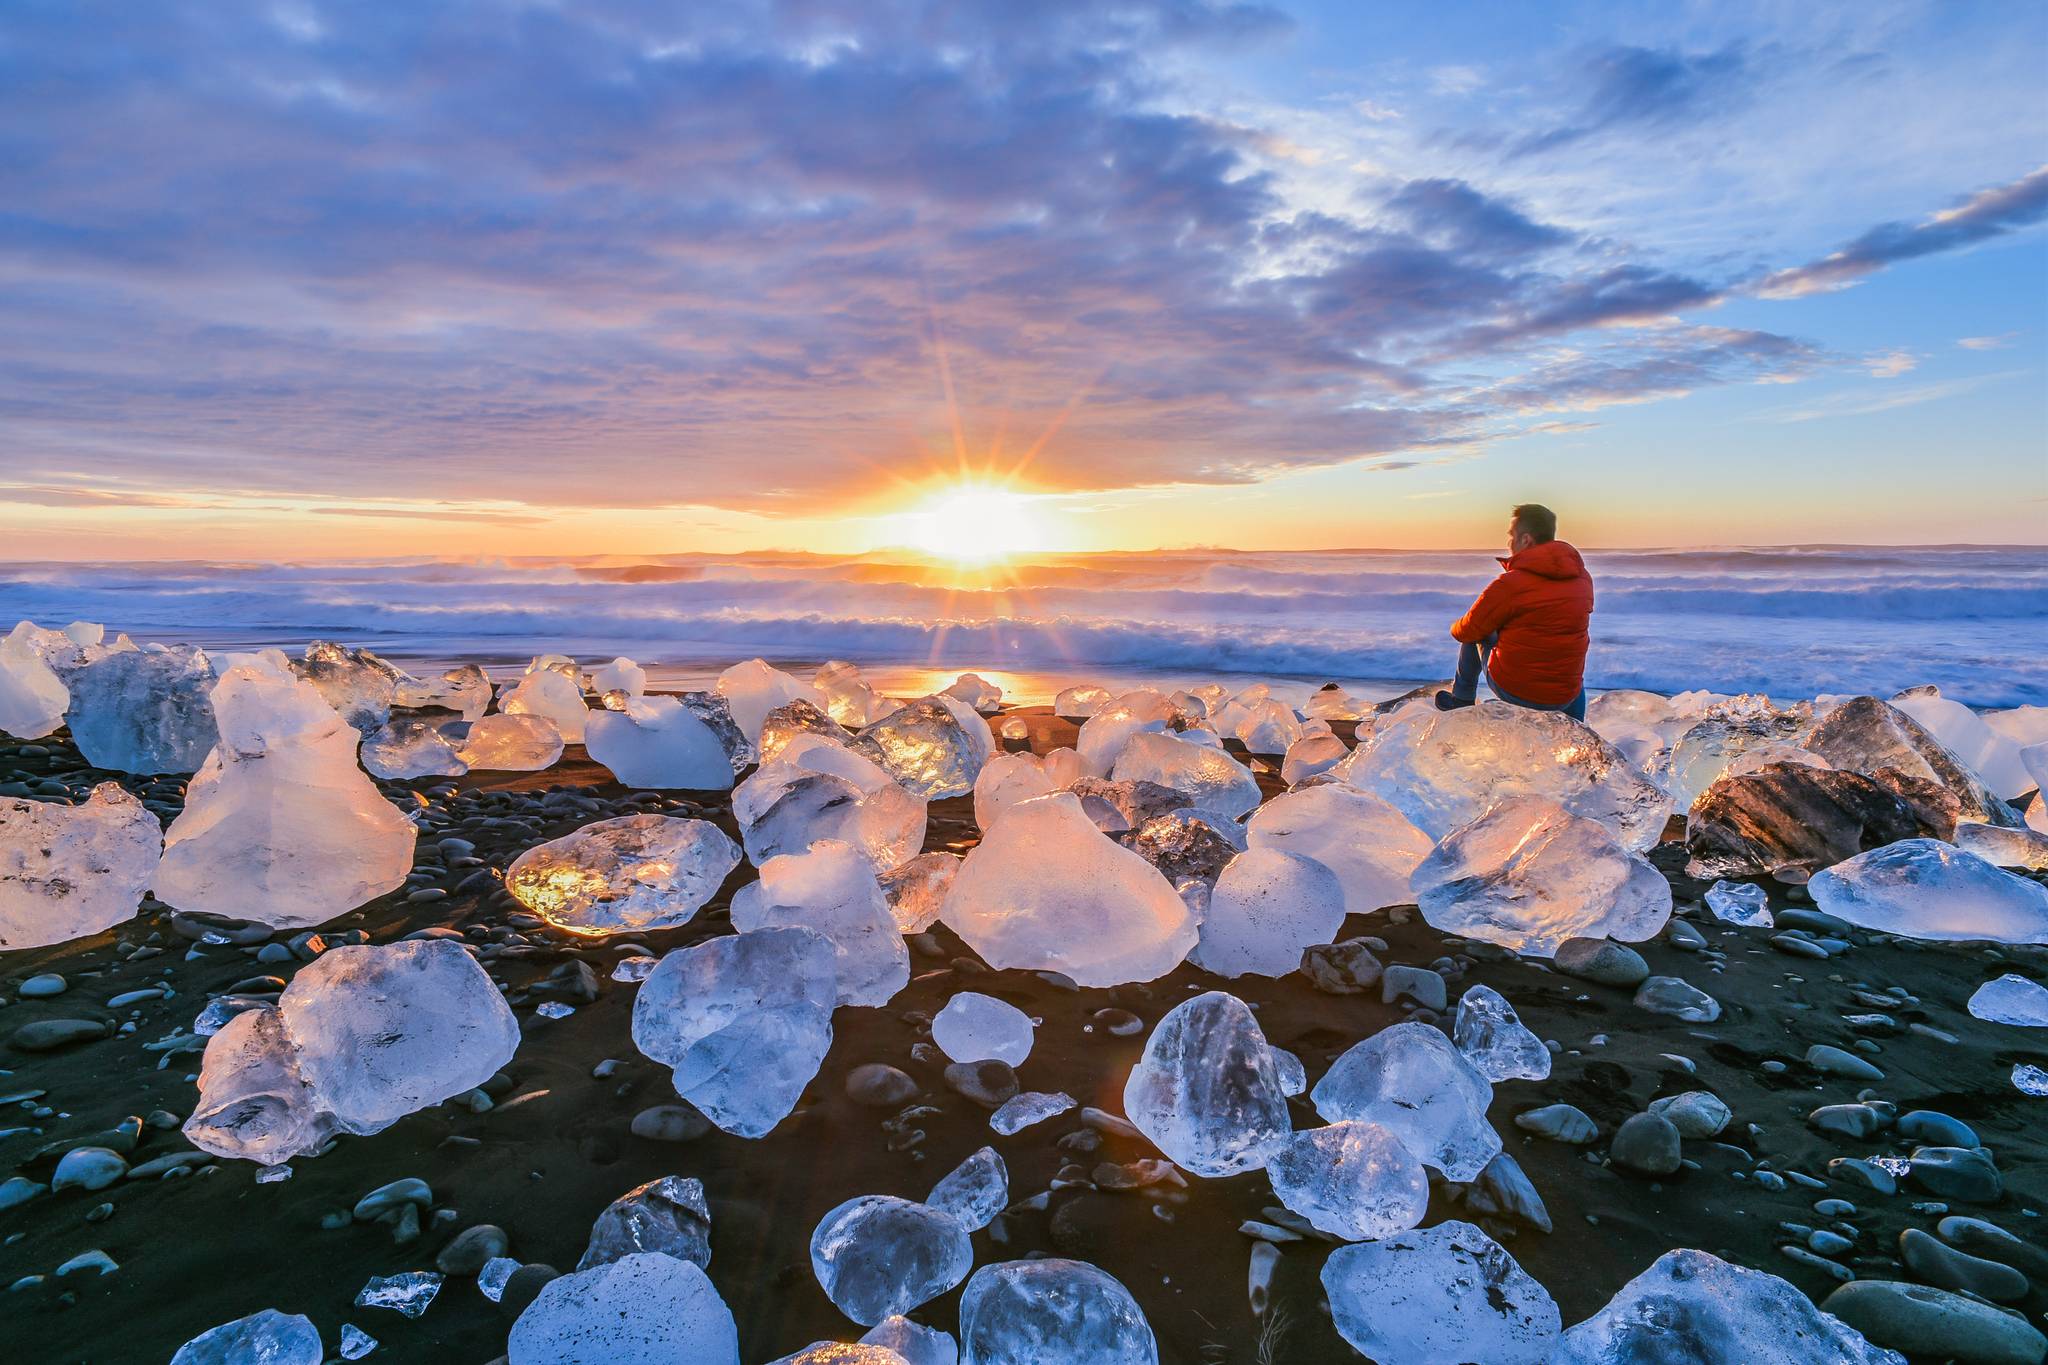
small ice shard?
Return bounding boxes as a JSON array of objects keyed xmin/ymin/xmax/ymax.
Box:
[
  {"xmin": 1891, "ymin": 688, "xmax": 2033, "ymax": 801},
  {"xmin": 355, "ymin": 1271, "xmax": 442, "ymax": 1318},
  {"xmin": 718, "ymin": 658, "xmax": 826, "ymax": 745},
  {"xmin": 1306, "ymin": 685, "xmax": 1364, "ymax": 722},
  {"xmin": 926, "ymin": 1146, "xmax": 1007, "ymax": 1231},
  {"xmin": 1452, "ymin": 984, "xmax": 1552, "ymax": 1082},
  {"xmin": 526, "ymin": 652, "xmax": 581, "ymax": 680},
  {"xmin": 0, "ymin": 622, "xmax": 69, "ymax": 739},
  {"xmin": 1805, "ymin": 697, "xmax": 2020, "ymax": 827},
  {"xmin": 1122, "ymin": 990, "xmax": 1290, "ymax": 1177},
  {"xmin": 1076, "ymin": 689, "xmax": 1180, "ymax": 774},
  {"xmin": 932, "ymin": 992, "xmax": 1034, "ymax": 1066},
  {"xmin": 1809, "ymin": 839, "xmax": 2048, "ymax": 943},
  {"xmin": 1266, "ymin": 1120, "xmax": 1429, "ymax": 1241},
  {"xmin": 631, "ymin": 927, "xmax": 837, "ymax": 1137},
  {"xmin": 509, "ymin": 1252, "xmax": 739, "ymax": 1365},
  {"xmin": 730, "ymin": 840, "xmax": 910, "ymax": 1007},
  {"xmin": 973, "ymin": 752, "xmax": 1058, "ymax": 833},
  {"xmin": 185, "ymin": 940, "xmax": 520, "ymax": 1163},
  {"xmin": 394, "ymin": 662, "xmax": 491, "ymax": 719},
  {"xmin": 2016, "ymin": 1062, "xmax": 2048, "ymax": 1095},
  {"xmin": 879, "ymin": 852, "xmax": 959, "ymax": 933},
  {"xmin": 1054, "ymin": 684, "xmax": 1113, "ymax": 718},
  {"xmin": 579, "ymin": 1174, "xmax": 712, "ymax": 1270},
  {"xmin": 1111, "ymin": 732, "xmax": 1262, "ymax": 819},
  {"xmin": 359, "ymin": 716, "xmax": 468, "ymax": 780},
  {"xmin": 942, "ymin": 791, "xmax": 1196, "ymax": 987},
  {"xmin": 67, "ymin": 645, "xmax": 221, "ymax": 773},
  {"xmin": 810, "ymin": 1195, "xmax": 974, "ymax": 1326},
  {"xmin": 761, "ymin": 698, "xmax": 859, "ymax": 765},
  {"xmin": 771, "ymin": 1345, "xmax": 912, "ymax": 1365},
  {"xmin": 990, "ymin": 1091, "xmax": 1075, "ymax": 1135},
  {"xmin": 1232, "ymin": 698, "xmax": 1304, "ymax": 754},
  {"xmin": 958, "ymin": 1259, "xmax": 1157, "ymax": 1365},
  {"xmin": 1281, "ymin": 732, "xmax": 1349, "ymax": 785},
  {"xmin": 1323, "ymin": 1221, "xmax": 1560, "ymax": 1365},
  {"xmin": 944, "ymin": 672, "xmax": 1002, "ymax": 712},
  {"xmin": 1312, "ymin": 1021, "xmax": 1499, "ymax": 1181},
  {"xmin": 155, "ymin": 658, "xmax": 416, "ymax": 928},
  {"xmin": 1337, "ymin": 702, "xmax": 1673, "ymax": 852},
  {"xmin": 478, "ymin": 1257, "xmax": 518, "ymax": 1302},
  {"xmin": 733, "ymin": 760, "xmax": 926, "ymax": 871},
  {"xmin": 1953, "ymin": 820, "xmax": 2048, "ymax": 870},
  {"xmin": 0, "ymin": 783, "xmax": 162, "ymax": 950},
  {"xmin": 293, "ymin": 641, "xmax": 403, "ymax": 733},
  {"xmin": 1967, "ymin": 974, "xmax": 2048, "ymax": 1026},
  {"xmin": 455, "ymin": 713, "xmax": 563, "ymax": 771},
  {"xmin": 855, "ymin": 694, "xmax": 994, "ymax": 799},
  {"xmin": 589, "ymin": 657, "xmax": 648, "ymax": 698},
  {"xmin": 1245, "ymin": 784, "xmax": 1432, "ymax": 917},
  {"xmin": 501, "ymin": 669, "xmax": 589, "ymax": 743},
  {"xmin": 171, "ymin": 1309, "xmax": 323, "ymax": 1365},
  {"xmin": 1410, "ymin": 796, "xmax": 1672, "ymax": 958},
  {"xmin": 1704, "ymin": 879, "xmax": 1773, "ymax": 926},
  {"xmin": 1188, "ymin": 848, "xmax": 1345, "ymax": 979},
  {"xmin": 338, "ymin": 1324, "xmax": 377, "ymax": 1360},
  {"xmin": 861, "ymin": 1317, "xmax": 957, "ymax": 1365},
  {"xmin": 585, "ymin": 696, "xmax": 735, "ymax": 789},
  {"xmin": 1555, "ymin": 1248, "xmax": 1902, "ymax": 1365},
  {"xmin": 1268, "ymin": 1045, "xmax": 1307, "ymax": 1096}
]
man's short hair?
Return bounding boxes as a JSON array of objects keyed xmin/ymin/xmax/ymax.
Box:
[{"xmin": 1511, "ymin": 503, "xmax": 1557, "ymax": 543}]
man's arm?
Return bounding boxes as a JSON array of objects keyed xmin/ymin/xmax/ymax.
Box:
[{"xmin": 1449, "ymin": 574, "xmax": 1515, "ymax": 643}]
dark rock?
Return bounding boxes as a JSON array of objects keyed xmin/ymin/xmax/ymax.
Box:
[
  {"xmin": 1896, "ymin": 1110, "xmax": 1977, "ymax": 1148},
  {"xmin": 1938, "ymin": 1216, "xmax": 2048, "ymax": 1280},
  {"xmin": 1553, "ymin": 938, "xmax": 1648, "ymax": 988},
  {"xmin": 629, "ymin": 1105, "xmax": 712, "ymax": 1142},
  {"xmin": 943, "ymin": 1059, "xmax": 1020, "ymax": 1108},
  {"xmin": 1685, "ymin": 763, "xmax": 1949, "ymax": 881},
  {"xmin": 499, "ymin": 1263, "xmax": 560, "ymax": 1316},
  {"xmin": 1299, "ymin": 939, "xmax": 1384, "ymax": 994},
  {"xmin": 1633, "ymin": 975, "xmax": 1720, "ymax": 1022},
  {"xmin": 1825, "ymin": 1281, "xmax": 2047, "ymax": 1365},
  {"xmin": 1909, "ymin": 1147, "xmax": 2002, "ymax": 1204},
  {"xmin": 1610, "ymin": 1113, "xmax": 1683, "ymax": 1175},
  {"xmin": 9, "ymin": 1018, "xmax": 109, "ymax": 1052},
  {"xmin": 438, "ymin": 1225, "xmax": 511, "ymax": 1277},
  {"xmin": 1900, "ymin": 1228, "xmax": 2030, "ymax": 1303},
  {"xmin": 845, "ymin": 1064, "xmax": 919, "ymax": 1108}
]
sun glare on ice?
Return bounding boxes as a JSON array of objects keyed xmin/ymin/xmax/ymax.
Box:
[{"xmin": 900, "ymin": 482, "xmax": 1050, "ymax": 564}]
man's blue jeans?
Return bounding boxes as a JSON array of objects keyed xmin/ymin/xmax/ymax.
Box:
[{"xmin": 1453, "ymin": 633, "xmax": 1587, "ymax": 721}]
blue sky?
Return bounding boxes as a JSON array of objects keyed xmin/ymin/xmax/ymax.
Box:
[{"xmin": 0, "ymin": 0, "xmax": 2042, "ymax": 557}]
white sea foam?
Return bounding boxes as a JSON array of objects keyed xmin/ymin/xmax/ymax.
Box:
[{"xmin": 1, "ymin": 546, "xmax": 2040, "ymax": 706}]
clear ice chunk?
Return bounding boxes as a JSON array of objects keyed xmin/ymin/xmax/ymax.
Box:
[
  {"xmin": 585, "ymin": 697, "xmax": 735, "ymax": 789},
  {"xmin": 932, "ymin": 991, "xmax": 1034, "ymax": 1066},
  {"xmin": 973, "ymin": 752, "xmax": 1058, "ymax": 833},
  {"xmin": 1892, "ymin": 690, "xmax": 2033, "ymax": 801},
  {"xmin": 508, "ymin": 1252, "xmax": 739, "ymax": 1365},
  {"xmin": 1110, "ymin": 732, "xmax": 1262, "ymax": 819},
  {"xmin": 879, "ymin": 852, "xmax": 959, "ymax": 933},
  {"xmin": 171, "ymin": 1309, "xmax": 323, "ymax": 1365},
  {"xmin": 67, "ymin": 645, "xmax": 221, "ymax": 774},
  {"xmin": 730, "ymin": 840, "xmax": 909, "ymax": 1007},
  {"xmin": 355, "ymin": 1271, "xmax": 442, "ymax": 1319},
  {"xmin": 718, "ymin": 659, "xmax": 827, "ymax": 746},
  {"xmin": 1266, "ymin": 1120, "xmax": 1429, "ymax": 1241},
  {"xmin": 394, "ymin": 662, "xmax": 491, "ymax": 719},
  {"xmin": 810, "ymin": 1195, "xmax": 974, "ymax": 1326},
  {"xmin": 1188, "ymin": 848, "xmax": 1347, "ymax": 979},
  {"xmin": 0, "ymin": 621, "xmax": 69, "ymax": 739},
  {"xmin": 506, "ymin": 814, "xmax": 740, "ymax": 937},
  {"xmin": 1410, "ymin": 796, "xmax": 1672, "ymax": 958},
  {"xmin": 958, "ymin": 1259, "xmax": 1157, "ymax": 1365},
  {"xmin": 1054, "ymin": 684, "xmax": 1113, "ymax": 718},
  {"xmin": 579, "ymin": 1174, "xmax": 712, "ymax": 1270},
  {"xmin": 293, "ymin": 641, "xmax": 403, "ymax": 734},
  {"xmin": 1245, "ymin": 784, "xmax": 1432, "ymax": 918},
  {"xmin": 1311, "ymin": 1021, "xmax": 1500, "ymax": 1181},
  {"xmin": 861, "ymin": 1317, "xmax": 957, "ymax": 1365},
  {"xmin": 1121, "ymin": 990, "xmax": 1290, "ymax": 1177},
  {"xmin": 734, "ymin": 762, "xmax": 926, "ymax": 871},
  {"xmin": 1452, "ymin": 984, "xmax": 1552, "ymax": 1082},
  {"xmin": 1809, "ymin": 838, "xmax": 2048, "ymax": 943},
  {"xmin": 855, "ymin": 694, "xmax": 994, "ymax": 799},
  {"xmin": 1704, "ymin": 880, "xmax": 1773, "ymax": 926},
  {"xmin": 631, "ymin": 927, "xmax": 838, "ymax": 1138},
  {"xmin": 0, "ymin": 783, "xmax": 162, "ymax": 950},
  {"xmin": 925, "ymin": 1146, "xmax": 1007, "ymax": 1231},
  {"xmin": 771, "ymin": 1345, "xmax": 912, "ymax": 1365},
  {"xmin": 1805, "ymin": 697, "xmax": 2019, "ymax": 827},
  {"xmin": 944, "ymin": 672, "xmax": 1002, "ymax": 711},
  {"xmin": 454, "ymin": 713, "xmax": 562, "ymax": 771},
  {"xmin": 1966, "ymin": 973, "xmax": 2048, "ymax": 1026},
  {"xmin": 1281, "ymin": 732, "xmax": 1349, "ymax": 785},
  {"xmin": 1076, "ymin": 689, "xmax": 1179, "ymax": 776},
  {"xmin": 942, "ymin": 792, "xmax": 1196, "ymax": 987},
  {"xmin": 1952, "ymin": 820, "xmax": 2048, "ymax": 870},
  {"xmin": 500, "ymin": 669, "xmax": 589, "ymax": 743},
  {"xmin": 155, "ymin": 658, "xmax": 416, "ymax": 928},
  {"xmin": 990, "ymin": 1091, "xmax": 1075, "ymax": 1135},
  {"xmin": 359, "ymin": 716, "xmax": 468, "ymax": 780},
  {"xmin": 589, "ymin": 657, "xmax": 648, "ymax": 698},
  {"xmin": 1323, "ymin": 1220, "xmax": 1560, "ymax": 1365}
]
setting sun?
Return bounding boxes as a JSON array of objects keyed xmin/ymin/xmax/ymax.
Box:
[{"xmin": 896, "ymin": 482, "xmax": 1052, "ymax": 563}]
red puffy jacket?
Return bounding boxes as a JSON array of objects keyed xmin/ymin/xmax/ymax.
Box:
[{"xmin": 1449, "ymin": 540, "xmax": 1594, "ymax": 705}]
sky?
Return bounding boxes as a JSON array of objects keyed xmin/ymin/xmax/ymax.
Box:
[{"xmin": 0, "ymin": 0, "xmax": 2044, "ymax": 560}]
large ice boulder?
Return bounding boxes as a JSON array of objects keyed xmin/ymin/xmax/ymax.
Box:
[
  {"xmin": 501, "ymin": 668, "xmax": 589, "ymax": 743},
  {"xmin": 586, "ymin": 696, "xmax": 735, "ymax": 789},
  {"xmin": 942, "ymin": 792, "xmax": 1196, "ymax": 987},
  {"xmin": 1323, "ymin": 1221, "xmax": 1560, "ymax": 1365},
  {"xmin": 1122, "ymin": 991, "xmax": 1291, "ymax": 1177},
  {"xmin": 972, "ymin": 752, "xmax": 1058, "ymax": 833},
  {"xmin": 631, "ymin": 927, "xmax": 838, "ymax": 1137},
  {"xmin": 171, "ymin": 1309, "xmax": 323, "ymax": 1365},
  {"xmin": 1410, "ymin": 796, "xmax": 1672, "ymax": 957},
  {"xmin": 1556, "ymin": 1249, "xmax": 1903, "ymax": 1364},
  {"xmin": 154, "ymin": 659, "xmax": 415, "ymax": 928},
  {"xmin": 811, "ymin": 1195, "xmax": 974, "ymax": 1326},
  {"xmin": 958, "ymin": 1260, "xmax": 1157, "ymax": 1365},
  {"xmin": 455, "ymin": 713, "xmax": 563, "ymax": 771},
  {"xmin": 1685, "ymin": 763, "xmax": 1951, "ymax": 882},
  {"xmin": 359, "ymin": 716, "xmax": 468, "ymax": 780},
  {"xmin": 1312, "ymin": 1021, "xmax": 1499, "ymax": 1180},
  {"xmin": 1266, "ymin": 1120, "xmax": 1428, "ymax": 1241},
  {"xmin": 730, "ymin": 840, "xmax": 910, "ymax": 1007},
  {"xmin": 1076, "ymin": 689, "xmax": 1195, "ymax": 776},
  {"xmin": 1808, "ymin": 839, "xmax": 2048, "ymax": 943},
  {"xmin": 1188, "ymin": 848, "xmax": 1346, "ymax": 978},
  {"xmin": 292, "ymin": 641, "xmax": 403, "ymax": 733},
  {"xmin": 67, "ymin": 645, "xmax": 221, "ymax": 774},
  {"xmin": 0, "ymin": 622, "xmax": 69, "ymax": 739},
  {"xmin": 1245, "ymin": 784, "xmax": 1432, "ymax": 916},
  {"xmin": 506, "ymin": 814, "xmax": 740, "ymax": 937},
  {"xmin": 855, "ymin": 694, "xmax": 994, "ymax": 799},
  {"xmin": 1805, "ymin": 697, "xmax": 2020, "ymax": 827},
  {"xmin": 1891, "ymin": 688, "xmax": 2033, "ymax": 801},
  {"xmin": 1336, "ymin": 702, "xmax": 1672, "ymax": 851},
  {"xmin": 734, "ymin": 756, "xmax": 926, "ymax": 870},
  {"xmin": 184, "ymin": 940, "xmax": 519, "ymax": 1163},
  {"xmin": 718, "ymin": 658, "xmax": 826, "ymax": 744},
  {"xmin": 1111, "ymin": 732, "xmax": 1262, "ymax": 819},
  {"xmin": 1, "ymin": 784, "xmax": 162, "ymax": 950},
  {"xmin": 509, "ymin": 1252, "xmax": 739, "ymax": 1365}
]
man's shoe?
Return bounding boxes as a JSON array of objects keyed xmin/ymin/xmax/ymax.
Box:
[{"xmin": 1434, "ymin": 691, "xmax": 1474, "ymax": 711}]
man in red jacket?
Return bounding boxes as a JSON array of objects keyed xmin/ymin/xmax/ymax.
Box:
[{"xmin": 1436, "ymin": 504, "xmax": 1594, "ymax": 721}]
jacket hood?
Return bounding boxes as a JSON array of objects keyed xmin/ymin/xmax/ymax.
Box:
[{"xmin": 1498, "ymin": 540, "xmax": 1587, "ymax": 581}]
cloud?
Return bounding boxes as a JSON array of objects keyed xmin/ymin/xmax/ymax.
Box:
[
  {"xmin": 1513, "ymin": 44, "xmax": 1752, "ymax": 157},
  {"xmin": 1760, "ymin": 370, "xmax": 2024, "ymax": 423},
  {"xmin": 1473, "ymin": 327, "xmax": 1821, "ymax": 415},
  {"xmin": 1958, "ymin": 333, "xmax": 2017, "ymax": 350},
  {"xmin": 1865, "ymin": 350, "xmax": 1917, "ymax": 378},
  {"xmin": 1759, "ymin": 165, "xmax": 2048, "ymax": 297},
  {"xmin": 1382, "ymin": 179, "xmax": 1572, "ymax": 260}
]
